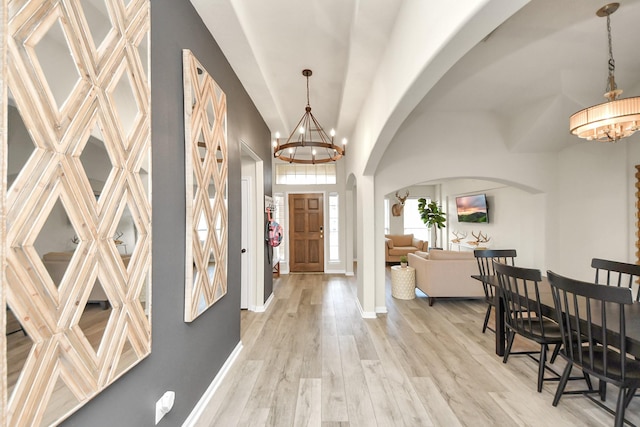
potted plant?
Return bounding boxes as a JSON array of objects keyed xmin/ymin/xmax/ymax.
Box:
[
  {"xmin": 399, "ymin": 255, "xmax": 408, "ymax": 268},
  {"xmin": 417, "ymin": 198, "xmax": 446, "ymax": 248}
]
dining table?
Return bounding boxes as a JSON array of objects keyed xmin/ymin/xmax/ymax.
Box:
[{"xmin": 471, "ymin": 274, "xmax": 640, "ymax": 358}]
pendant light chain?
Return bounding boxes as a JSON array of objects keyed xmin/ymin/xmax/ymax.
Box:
[
  {"xmin": 306, "ymin": 73, "xmax": 311, "ymax": 107},
  {"xmin": 606, "ymin": 13, "xmax": 617, "ymax": 93}
]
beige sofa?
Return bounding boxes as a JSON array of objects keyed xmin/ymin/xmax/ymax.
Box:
[
  {"xmin": 408, "ymin": 250, "xmax": 483, "ymax": 305},
  {"xmin": 385, "ymin": 234, "xmax": 427, "ymax": 263},
  {"xmin": 42, "ymin": 251, "xmax": 131, "ymax": 308}
]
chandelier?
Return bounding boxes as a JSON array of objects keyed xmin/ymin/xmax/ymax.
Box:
[
  {"xmin": 273, "ymin": 69, "xmax": 346, "ymax": 164},
  {"xmin": 569, "ymin": 2, "xmax": 640, "ymax": 142}
]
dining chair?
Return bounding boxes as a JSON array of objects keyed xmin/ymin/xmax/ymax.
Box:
[
  {"xmin": 548, "ymin": 270, "xmax": 640, "ymax": 427},
  {"xmin": 591, "ymin": 258, "xmax": 640, "ymax": 401},
  {"xmin": 494, "ymin": 262, "xmax": 563, "ymax": 392},
  {"xmin": 592, "ymin": 258, "xmax": 640, "ymax": 302},
  {"xmin": 473, "ymin": 249, "xmax": 517, "ymax": 334}
]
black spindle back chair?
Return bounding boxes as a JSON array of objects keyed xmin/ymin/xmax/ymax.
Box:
[
  {"xmin": 548, "ymin": 270, "xmax": 640, "ymax": 427},
  {"xmin": 473, "ymin": 249, "xmax": 517, "ymax": 333},
  {"xmin": 592, "ymin": 258, "xmax": 640, "ymax": 302},
  {"xmin": 494, "ymin": 262, "xmax": 563, "ymax": 392}
]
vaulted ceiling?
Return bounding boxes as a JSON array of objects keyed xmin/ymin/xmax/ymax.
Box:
[{"xmin": 191, "ymin": 0, "xmax": 640, "ymax": 155}]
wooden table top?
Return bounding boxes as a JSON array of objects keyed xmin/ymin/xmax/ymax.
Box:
[{"xmin": 471, "ymin": 274, "xmax": 640, "ymax": 358}]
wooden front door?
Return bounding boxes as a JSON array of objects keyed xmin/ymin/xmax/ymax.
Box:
[{"xmin": 289, "ymin": 193, "xmax": 324, "ymax": 272}]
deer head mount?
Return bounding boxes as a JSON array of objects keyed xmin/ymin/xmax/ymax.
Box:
[
  {"xmin": 451, "ymin": 230, "xmax": 467, "ymax": 243},
  {"xmin": 391, "ymin": 191, "xmax": 409, "ymax": 216}
]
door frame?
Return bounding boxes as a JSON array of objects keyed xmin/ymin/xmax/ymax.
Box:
[{"xmin": 240, "ymin": 142, "xmax": 265, "ymax": 311}]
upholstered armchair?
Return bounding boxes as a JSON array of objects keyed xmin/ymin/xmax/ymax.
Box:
[{"xmin": 384, "ymin": 234, "xmax": 426, "ymax": 263}]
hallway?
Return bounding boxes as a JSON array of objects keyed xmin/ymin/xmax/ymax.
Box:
[{"xmin": 195, "ymin": 271, "xmax": 639, "ymax": 426}]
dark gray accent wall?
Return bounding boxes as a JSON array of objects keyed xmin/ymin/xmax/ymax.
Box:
[{"xmin": 62, "ymin": 0, "xmax": 272, "ymax": 425}]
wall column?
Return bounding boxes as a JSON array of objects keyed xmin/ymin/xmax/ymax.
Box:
[
  {"xmin": 357, "ymin": 175, "xmax": 376, "ymax": 317},
  {"xmin": 345, "ymin": 185, "xmax": 355, "ymax": 276}
]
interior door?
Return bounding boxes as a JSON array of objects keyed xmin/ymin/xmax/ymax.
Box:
[{"xmin": 289, "ymin": 193, "xmax": 324, "ymax": 272}]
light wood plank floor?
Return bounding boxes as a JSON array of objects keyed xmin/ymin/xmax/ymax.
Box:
[{"xmin": 196, "ymin": 269, "xmax": 640, "ymax": 426}]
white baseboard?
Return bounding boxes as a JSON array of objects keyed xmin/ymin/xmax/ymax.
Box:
[
  {"xmin": 345, "ymin": 272, "xmax": 355, "ymax": 276},
  {"xmin": 255, "ymin": 292, "xmax": 274, "ymax": 313},
  {"xmin": 281, "ymin": 269, "xmax": 350, "ymax": 275},
  {"xmin": 376, "ymin": 306, "xmax": 388, "ymax": 314},
  {"xmin": 356, "ymin": 297, "xmax": 377, "ymax": 319},
  {"xmin": 182, "ymin": 341, "xmax": 243, "ymax": 427}
]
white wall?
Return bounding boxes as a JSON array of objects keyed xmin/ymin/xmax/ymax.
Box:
[
  {"xmin": 343, "ymin": 0, "xmax": 529, "ymax": 315},
  {"xmin": 375, "ymin": 105, "xmax": 640, "ymax": 288},
  {"xmin": 440, "ymin": 179, "xmax": 539, "ymax": 268},
  {"xmin": 385, "ymin": 184, "xmax": 436, "ymax": 236},
  {"xmin": 319, "ymin": 0, "xmax": 638, "ymax": 315},
  {"xmin": 548, "ymin": 140, "xmax": 638, "ymax": 281},
  {"xmin": 387, "ymin": 196, "xmax": 404, "ymax": 235}
]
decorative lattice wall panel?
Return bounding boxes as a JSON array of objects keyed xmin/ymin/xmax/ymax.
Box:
[
  {"xmin": 183, "ymin": 50, "xmax": 228, "ymax": 322},
  {"xmin": 2, "ymin": 0, "xmax": 151, "ymax": 425},
  {"xmin": 637, "ymin": 165, "xmax": 640, "ymax": 265},
  {"xmin": 1, "ymin": 0, "xmax": 7, "ymax": 425}
]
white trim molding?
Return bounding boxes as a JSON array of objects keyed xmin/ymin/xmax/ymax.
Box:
[
  {"xmin": 255, "ymin": 292, "xmax": 275, "ymax": 313},
  {"xmin": 182, "ymin": 341, "xmax": 243, "ymax": 427},
  {"xmin": 356, "ymin": 297, "xmax": 377, "ymax": 319}
]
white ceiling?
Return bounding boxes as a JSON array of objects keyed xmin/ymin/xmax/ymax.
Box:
[{"xmin": 191, "ymin": 0, "xmax": 640, "ymax": 154}]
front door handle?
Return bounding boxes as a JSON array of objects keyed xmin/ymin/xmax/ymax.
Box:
[{"xmin": 241, "ymin": 248, "xmax": 247, "ymax": 253}]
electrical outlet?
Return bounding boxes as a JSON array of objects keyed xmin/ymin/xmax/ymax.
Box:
[{"xmin": 155, "ymin": 391, "xmax": 175, "ymax": 424}]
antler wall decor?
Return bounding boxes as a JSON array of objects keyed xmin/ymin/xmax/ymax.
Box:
[
  {"xmin": 113, "ymin": 231, "xmax": 124, "ymax": 245},
  {"xmin": 451, "ymin": 230, "xmax": 467, "ymax": 243},
  {"xmin": 468, "ymin": 231, "xmax": 491, "ymax": 246},
  {"xmin": 391, "ymin": 190, "xmax": 409, "ymax": 216}
]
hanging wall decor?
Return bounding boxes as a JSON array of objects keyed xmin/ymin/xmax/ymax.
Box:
[
  {"xmin": 636, "ymin": 165, "xmax": 640, "ymax": 265},
  {"xmin": 183, "ymin": 49, "xmax": 228, "ymax": 322},
  {"xmin": 1, "ymin": 0, "xmax": 152, "ymax": 425}
]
